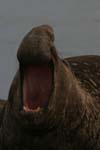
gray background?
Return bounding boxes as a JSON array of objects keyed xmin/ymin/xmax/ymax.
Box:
[{"xmin": 0, "ymin": 0, "xmax": 100, "ymax": 99}]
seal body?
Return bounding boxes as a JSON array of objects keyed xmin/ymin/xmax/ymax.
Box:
[
  {"xmin": 64, "ymin": 55, "xmax": 100, "ymax": 99},
  {"xmin": 0, "ymin": 25, "xmax": 100, "ymax": 150}
]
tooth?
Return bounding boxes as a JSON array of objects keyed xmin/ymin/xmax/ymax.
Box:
[{"xmin": 23, "ymin": 106, "xmax": 40, "ymax": 112}]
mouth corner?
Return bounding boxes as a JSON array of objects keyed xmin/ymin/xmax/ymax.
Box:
[{"xmin": 19, "ymin": 60, "xmax": 54, "ymax": 113}]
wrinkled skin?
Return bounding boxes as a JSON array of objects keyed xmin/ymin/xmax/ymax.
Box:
[{"xmin": 0, "ymin": 25, "xmax": 100, "ymax": 150}]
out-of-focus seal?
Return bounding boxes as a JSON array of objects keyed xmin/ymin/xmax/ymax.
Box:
[{"xmin": 0, "ymin": 25, "xmax": 100, "ymax": 150}]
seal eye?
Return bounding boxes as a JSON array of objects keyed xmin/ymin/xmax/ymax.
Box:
[{"xmin": 21, "ymin": 62, "xmax": 54, "ymax": 112}]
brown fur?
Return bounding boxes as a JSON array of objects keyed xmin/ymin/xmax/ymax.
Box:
[
  {"xmin": 64, "ymin": 55, "xmax": 100, "ymax": 99},
  {"xmin": 0, "ymin": 25, "xmax": 100, "ymax": 150}
]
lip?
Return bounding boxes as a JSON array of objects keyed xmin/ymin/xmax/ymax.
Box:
[
  {"xmin": 23, "ymin": 106, "xmax": 41, "ymax": 112},
  {"xmin": 19, "ymin": 60, "xmax": 54, "ymax": 113}
]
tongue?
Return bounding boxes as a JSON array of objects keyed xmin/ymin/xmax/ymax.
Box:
[{"xmin": 23, "ymin": 65, "xmax": 52, "ymax": 110}]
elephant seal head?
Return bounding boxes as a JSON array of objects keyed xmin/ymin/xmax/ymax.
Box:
[{"xmin": 6, "ymin": 25, "xmax": 68, "ymax": 133}]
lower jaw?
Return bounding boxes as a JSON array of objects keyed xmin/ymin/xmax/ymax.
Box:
[{"xmin": 23, "ymin": 106, "xmax": 41, "ymax": 112}]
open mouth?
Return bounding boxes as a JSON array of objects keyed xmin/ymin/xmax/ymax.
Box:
[{"xmin": 20, "ymin": 61, "xmax": 54, "ymax": 112}]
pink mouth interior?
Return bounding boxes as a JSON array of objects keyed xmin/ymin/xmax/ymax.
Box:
[{"xmin": 23, "ymin": 64, "xmax": 52, "ymax": 110}]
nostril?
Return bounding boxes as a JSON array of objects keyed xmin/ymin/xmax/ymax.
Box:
[{"xmin": 17, "ymin": 45, "xmax": 52, "ymax": 65}]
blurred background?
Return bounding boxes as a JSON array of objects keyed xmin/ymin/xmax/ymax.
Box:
[{"xmin": 0, "ymin": 0, "xmax": 100, "ymax": 99}]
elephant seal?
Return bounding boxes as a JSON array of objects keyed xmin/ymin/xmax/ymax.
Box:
[{"xmin": 0, "ymin": 25, "xmax": 100, "ymax": 150}]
